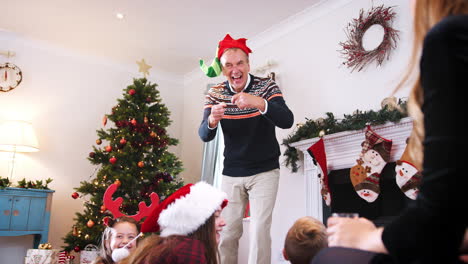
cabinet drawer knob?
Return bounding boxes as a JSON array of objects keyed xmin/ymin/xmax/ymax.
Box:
[
  {"xmin": 12, "ymin": 210, "xmax": 19, "ymax": 216},
  {"xmin": 3, "ymin": 210, "xmax": 10, "ymax": 216}
]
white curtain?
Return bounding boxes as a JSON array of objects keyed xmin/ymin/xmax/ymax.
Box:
[{"xmin": 201, "ymin": 125, "xmax": 224, "ymax": 188}]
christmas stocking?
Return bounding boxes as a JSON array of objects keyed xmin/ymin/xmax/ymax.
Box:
[
  {"xmin": 307, "ymin": 138, "xmax": 331, "ymax": 206},
  {"xmin": 394, "ymin": 138, "xmax": 422, "ymax": 200},
  {"xmin": 350, "ymin": 126, "xmax": 392, "ymax": 203}
]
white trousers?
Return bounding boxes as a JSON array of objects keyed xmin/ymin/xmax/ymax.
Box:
[{"xmin": 219, "ymin": 169, "xmax": 280, "ymax": 264}]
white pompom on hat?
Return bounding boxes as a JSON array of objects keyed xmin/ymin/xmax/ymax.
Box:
[{"xmin": 141, "ymin": 181, "xmax": 228, "ymax": 237}]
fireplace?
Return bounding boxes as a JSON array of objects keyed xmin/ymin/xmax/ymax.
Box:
[{"xmin": 289, "ymin": 117, "xmax": 413, "ymax": 225}]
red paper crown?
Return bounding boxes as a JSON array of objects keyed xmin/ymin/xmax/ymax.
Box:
[{"xmin": 217, "ymin": 34, "xmax": 252, "ymax": 59}]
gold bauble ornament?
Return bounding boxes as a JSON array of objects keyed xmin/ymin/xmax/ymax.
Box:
[
  {"xmin": 87, "ymin": 220, "xmax": 95, "ymax": 228},
  {"xmin": 381, "ymin": 96, "xmax": 398, "ymax": 111}
]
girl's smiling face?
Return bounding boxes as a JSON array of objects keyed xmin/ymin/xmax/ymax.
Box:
[
  {"xmin": 110, "ymin": 222, "xmax": 139, "ymax": 252},
  {"xmin": 214, "ymin": 209, "xmax": 226, "ymax": 244}
]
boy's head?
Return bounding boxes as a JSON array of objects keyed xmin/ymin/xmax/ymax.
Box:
[{"xmin": 283, "ymin": 216, "xmax": 328, "ymax": 264}]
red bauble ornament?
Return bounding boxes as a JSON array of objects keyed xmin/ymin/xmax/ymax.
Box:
[
  {"xmin": 71, "ymin": 192, "xmax": 79, "ymax": 199},
  {"xmin": 109, "ymin": 157, "xmax": 117, "ymax": 164},
  {"xmin": 131, "ymin": 118, "xmax": 137, "ymax": 126},
  {"xmin": 100, "ymin": 205, "xmax": 106, "ymax": 212},
  {"xmin": 114, "ymin": 179, "xmax": 121, "ymax": 186},
  {"xmin": 119, "ymin": 138, "xmax": 127, "ymax": 145},
  {"xmin": 128, "ymin": 89, "xmax": 136, "ymax": 95},
  {"xmin": 150, "ymin": 131, "xmax": 157, "ymax": 138},
  {"xmin": 138, "ymin": 161, "xmax": 145, "ymax": 168},
  {"xmin": 103, "ymin": 216, "xmax": 111, "ymax": 226},
  {"xmin": 96, "ymin": 139, "xmax": 102, "ymax": 145},
  {"xmin": 146, "ymin": 96, "xmax": 152, "ymax": 102},
  {"xmin": 87, "ymin": 219, "xmax": 95, "ymax": 228},
  {"xmin": 74, "ymin": 246, "xmax": 81, "ymax": 252},
  {"xmin": 105, "ymin": 145, "xmax": 112, "ymax": 152},
  {"xmin": 89, "ymin": 152, "xmax": 95, "ymax": 158}
]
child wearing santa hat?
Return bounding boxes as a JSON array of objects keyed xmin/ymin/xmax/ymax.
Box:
[{"xmin": 121, "ymin": 181, "xmax": 228, "ymax": 264}]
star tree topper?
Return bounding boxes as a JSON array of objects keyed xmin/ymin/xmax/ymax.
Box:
[{"xmin": 136, "ymin": 59, "xmax": 152, "ymax": 77}]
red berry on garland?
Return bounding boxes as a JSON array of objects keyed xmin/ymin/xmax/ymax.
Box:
[
  {"xmin": 105, "ymin": 145, "xmax": 112, "ymax": 152},
  {"xmin": 138, "ymin": 161, "xmax": 145, "ymax": 168},
  {"xmin": 71, "ymin": 192, "xmax": 79, "ymax": 199},
  {"xmin": 87, "ymin": 220, "xmax": 95, "ymax": 228},
  {"xmin": 128, "ymin": 89, "xmax": 136, "ymax": 95},
  {"xmin": 114, "ymin": 179, "xmax": 121, "ymax": 186},
  {"xmin": 89, "ymin": 152, "xmax": 95, "ymax": 158},
  {"xmin": 131, "ymin": 119, "xmax": 137, "ymax": 126},
  {"xmin": 120, "ymin": 138, "xmax": 127, "ymax": 145},
  {"xmin": 109, "ymin": 156, "xmax": 117, "ymax": 164},
  {"xmin": 74, "ymin": 246, "xmax": 81, "ymax": 252},
  {"xmin": 96, "ymin": 139, "xmax": 102, "ymax": 145}
]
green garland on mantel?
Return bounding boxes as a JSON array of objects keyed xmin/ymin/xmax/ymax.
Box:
[{"xmin": 282, "ymin": 98, "xmax": 408, "ymax": 172}]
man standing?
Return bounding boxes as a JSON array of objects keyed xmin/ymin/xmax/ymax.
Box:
[{"xmin": 199, "ymin": 34, "xmax": 294, "ymax": 264}]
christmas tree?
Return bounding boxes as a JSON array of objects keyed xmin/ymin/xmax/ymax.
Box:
[{"xmin": 62, "ymin": 76, "xmax": 184, "ymax": 252}]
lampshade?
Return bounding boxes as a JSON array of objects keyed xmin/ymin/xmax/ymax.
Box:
[{"xmin": 0, "ymin": 120, "xmax": 39, "ymax": 152}]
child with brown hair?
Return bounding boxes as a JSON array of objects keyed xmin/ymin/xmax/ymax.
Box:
[
  {"xmin": 283, "ymin": 216, "xmax": 328, "ymax": 264},
  {"xmin": 121, "ymin": 181, "xmax": 227, "ymax": 264}
]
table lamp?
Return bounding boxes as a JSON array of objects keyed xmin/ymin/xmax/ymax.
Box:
[{"xmin": 0, "ymin": 120, "xmax": 39, "ymax": 181}]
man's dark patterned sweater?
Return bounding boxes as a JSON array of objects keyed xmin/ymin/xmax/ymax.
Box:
[{"xmin": 199, "ymin": 74, "xmax": 294, "ymax": 177}]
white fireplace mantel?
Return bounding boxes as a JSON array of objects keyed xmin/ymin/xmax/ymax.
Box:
[{"xmin": 289, "ymin": 117, "xmax": 413, "ymax": 220}]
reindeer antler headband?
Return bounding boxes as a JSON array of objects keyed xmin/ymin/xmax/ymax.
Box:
[{"xmin": 103, "ymin": 183, "xmax": 160, "ymax": 222}]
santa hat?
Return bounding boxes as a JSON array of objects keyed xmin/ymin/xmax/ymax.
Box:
[
  {"xmin": 396, "ymin": 137, "xmax": 421, "ymax": 170},
  {"xmin": 307, "ymin": 138, "xmax": 328, "ymax": 177},
  {"xmin": 361, "ymin": 126, "xmax": 392, "ymax": 162},
  {"xmin": 199, "ymin": 34, "xmax": 252, "ymax": 78},
  {"xmin": 141, "ymin": 182, "xmax": 228, "ymax": 237}
]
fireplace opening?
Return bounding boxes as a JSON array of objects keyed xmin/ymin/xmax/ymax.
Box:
[{"xmin": 323, "ymin": 162, "xmax": 415, "ymax": 226}]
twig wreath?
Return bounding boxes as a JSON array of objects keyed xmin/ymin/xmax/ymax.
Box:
[{"xmin": 339, "ymin": 5, "xmax": 399, "ymax": 72}]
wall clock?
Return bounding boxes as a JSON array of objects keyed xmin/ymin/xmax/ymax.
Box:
[{"xmin": 0, "ymin": 62, "xmax": 23, "ymax": 92}]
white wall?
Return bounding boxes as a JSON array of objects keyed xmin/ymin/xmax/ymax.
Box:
[
  {"xmin": 0, "ymin": 31, "xmax": 184, "ymax": 263},
  {"xmin": 182, "ymin": 0, "xmax": 413, "ymax": 263}
]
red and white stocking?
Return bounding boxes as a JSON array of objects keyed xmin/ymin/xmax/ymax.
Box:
[
  {"xmin": 395, "ymin": 138, "xmax": 422, "ymax": 200},
  {"xmin": 350, "ymin": 126, "xmax": 392, "ymax": 203},
  {"xmin": 307, "ymin": 138, "xmax": 331, "ymax": 206}
]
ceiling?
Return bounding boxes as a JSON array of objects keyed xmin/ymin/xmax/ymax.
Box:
[{"xmin": 0, "ymin": 0, "xmax": 322, "ymax": 76}]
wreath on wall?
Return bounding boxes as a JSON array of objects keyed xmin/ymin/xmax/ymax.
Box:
[{"xmin": 339, "ymin": 5, "xmax": 399, "ymax": 72}]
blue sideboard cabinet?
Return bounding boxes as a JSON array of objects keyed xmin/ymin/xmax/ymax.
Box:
[{"xmin": 0, "ymin": 187, "xmax": 54, "ymax": 248}]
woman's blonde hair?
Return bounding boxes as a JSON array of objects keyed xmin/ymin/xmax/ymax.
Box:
[{"xmin": 396, "ymin": 0, "xmax": 468, "ymax": 169}]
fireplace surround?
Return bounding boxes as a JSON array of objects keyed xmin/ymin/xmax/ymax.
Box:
[{"xmin": 289, "ymin": 117, "xmax": 413, "ymax": 224}]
